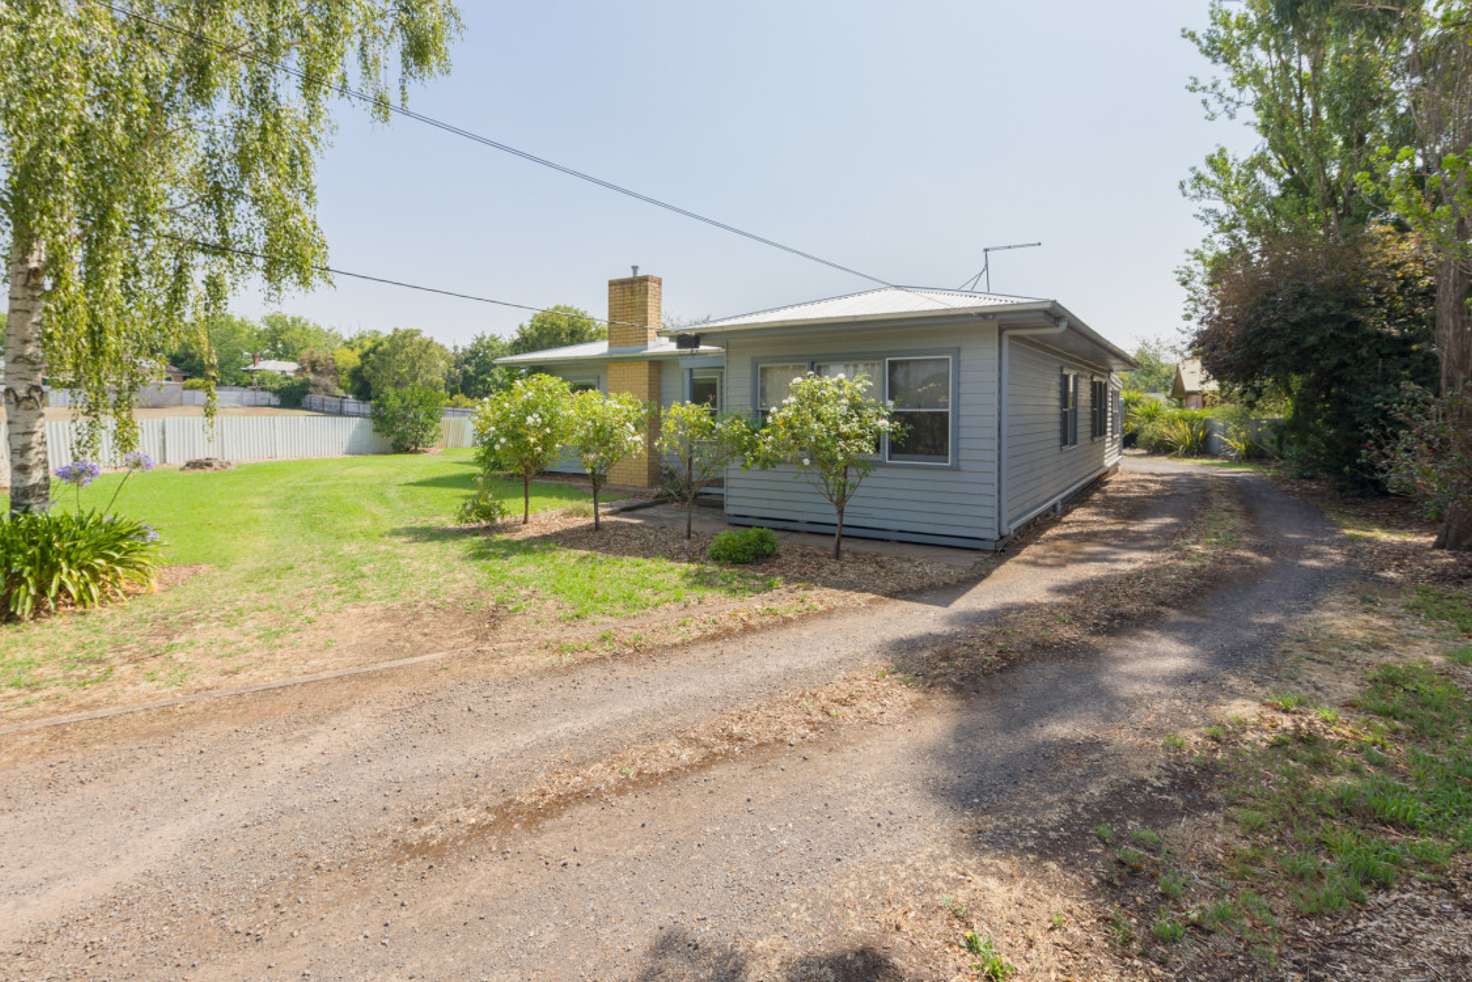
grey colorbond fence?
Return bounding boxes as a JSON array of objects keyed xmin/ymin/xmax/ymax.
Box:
[{"xmin": 0, "ymin": 414, "xmax": 476, "ymax": 484}]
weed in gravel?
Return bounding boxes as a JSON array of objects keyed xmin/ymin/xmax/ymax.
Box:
[
  {"xmin": 1268, "ymin": 692, "xmax": 1305, "ymax": 711},
  {"xmin": 1106, "ymin": 911, "xmax": 1135, "ymax": 948},
  {"xmin": 942, "ymin": 896, "xmax": 969, "ymax": 921},
  {"xmin": 1151, "ymin": 915, "xmax": 1185, "ymax": 944},
  {"xmin": 1048, "ymin": 912, "xmax": 1065, "ymax": 930},
  {"xmin": 1162, "ymin": 732, "xmax": 1187, "ymax": 751},
  {"xmin": 1116, "ymin": 846, "xmax": 1150, "ymax": 870},
  {"xmin": 1315, "ymin": 706, "xmax": 1342, "ymax": 724},
  {"xmin": 1203, "ymin": 724, "xmax": 1228, "ymax": 742},
  {"xmin": 1447, "ymin": 644, "xmax": 1472, "ymax": 666},
  {"xmin": 1093, "ymin": 822, "xmax": 1115, "ymax": 844},
  {"xmin": 1131, "ymin": 827, "xmax": 1164, "ymax": 850},
  {"xmin": 962, "ymin": 931, "xmax": 1015, "ymax": 981},
  {"xmin": 1158, "ymin": 870, "xmax": 1186, "ymax": 900}
]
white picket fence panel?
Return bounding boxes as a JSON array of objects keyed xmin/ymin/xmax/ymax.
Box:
[{"xmin": 0, "ymin": 413, "xmax": 475, "ymax": 484}]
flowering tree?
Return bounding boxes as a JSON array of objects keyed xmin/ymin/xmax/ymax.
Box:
[
  {"xmin": 656, "ymin": 401, "xmax": 753, "ymax": 540},
  {"xmin": 568, "ymin": 390, "xmax": 648, "ymax": 530},
  {"xmin": 749, "ymin": 373, "xmax": 896, "ymax": 559},
  {"xmin": 472, "ymin": 374, "xmax": 572, "ymax": 524}
]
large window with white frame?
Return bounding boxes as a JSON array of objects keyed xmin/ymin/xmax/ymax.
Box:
[
  {"xmin": 754, "ymin": 353, "xmax": 953, "ymax": 465},
  {"xmin": 886, "ymin": 355, "xmax": 951, "ymax": 464}
]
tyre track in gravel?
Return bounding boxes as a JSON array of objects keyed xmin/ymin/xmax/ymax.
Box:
[
  {"xmin": 179, "ymin": 460, "xmax": 1343, "ymax": 981},
  {"xmin": 1, "ymin": 459, "xmax": 1210, "ymax": 977}
]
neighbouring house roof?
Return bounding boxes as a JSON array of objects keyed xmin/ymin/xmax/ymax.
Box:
[
  {"xmin": 495, "ymin": 337, "xmax": 722, "ymax": 367},
  {"xmin": 243, "ymin": 359, "xmax": 300, "ymax": 374},
  {"xmin": 667, "ymin": 285, "xmax": 1136, "ymax": 371},
  {"xmin": 1172, "ymin": 357, "xmax": 1218, "ymax": 398}
]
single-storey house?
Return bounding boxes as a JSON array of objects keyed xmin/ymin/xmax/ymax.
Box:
[
  {"xmin": 498, "ymin": 272, "xmax": 1135, "ymax": 550},
  {"xmin": 1171, "ymin": 357, "xmax": 1217, "ymax": 409}
]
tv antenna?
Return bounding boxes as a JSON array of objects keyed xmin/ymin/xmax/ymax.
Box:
[{"xmin": 958, "ymin": 241, "xmax": 1042, "ymax": 293}]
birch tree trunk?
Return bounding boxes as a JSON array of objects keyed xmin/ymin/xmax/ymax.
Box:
[{"xmin": 5, "ymin": 237, "xmax": 50, "ymax": 515}]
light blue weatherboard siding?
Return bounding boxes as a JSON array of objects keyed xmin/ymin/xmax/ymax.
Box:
[
  {"xmin": 721, "ymin": 323, "xmax": 999, "ymax": 546},
  {"xmin": 1004, "ymin": 338, "xmax": 1122, "ymax": 527}
]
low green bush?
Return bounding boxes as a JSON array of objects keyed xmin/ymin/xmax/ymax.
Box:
[
  {"xmin": 372, "ymin": 384, "xmax": 446, "ymax": 452},
  {"xmin": 0, "ymin": 511, "xmax": 161, "ymax": 620},
  {"xmin": 181, "ymin": 377, "xmax": 210, "ymax": 391},
  {"xmin": 707, "ymin": 527, "xmax": 778, "ymax": 564},
  {"xmin": 456, "ymin": 477, "xmax": 508, "ymax": 526}
]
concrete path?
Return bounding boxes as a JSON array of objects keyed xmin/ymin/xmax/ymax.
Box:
[{"xmin": 0, "ymin": 458, "xmax": 1346, "ymax": 979}]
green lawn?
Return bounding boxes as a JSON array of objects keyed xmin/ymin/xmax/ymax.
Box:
[{"xmin": 1, "ymin": 451, "xmax": 777, "ymax": 709}]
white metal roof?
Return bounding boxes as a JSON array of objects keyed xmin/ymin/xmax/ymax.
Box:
[
  {"xmin": 688, "ymin": 286, "xmax": 1039, "ymax": 331},
  {"xmin": 243, "ymin": 359, "xmax": 300, "ymax": 374},
  {"xmin": 495, "ymin": 337, "xmax": 721, "ymax": 366}
]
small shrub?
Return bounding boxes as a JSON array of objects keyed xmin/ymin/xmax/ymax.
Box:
[
  {"xmin": 0, "ymin": 511, "xmax": 160, "ymax": 620},
  {"xmin": 372, "ymin": 384, "xmax": 447, "ymax": 453},
  {"xmin": 456, "ymin": 478, "xmax": 508, "ymax": 526},
  {"xmin": 708, "ymin": 527, "xmax": 778, "ymax": 564},
  {"xmin": 1158, "ymin": 870, "xmax": 1186, "ymax": 899},
  {"xmin": 182, "ymin": 377, "xmax": 210, "ymax": 391},
  {"xmin": 1093, "ymin": 822, "xmax": 1115, "ymax": 843},
  {"xmin": 1131, "ymin": 827, "xmax": 1164, "ymax": 850}
]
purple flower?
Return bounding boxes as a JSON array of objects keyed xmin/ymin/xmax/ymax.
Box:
[
  {"xmin": 54, "ymin": 460, "xmax": 102, "ymax": 487},
  {"xmin": 122, "ymin": 451, "xmax": 155, "ymax": 472},
  {"xmin": 133, "ymin": 523, "xmax": 161, "ymax": 544}
]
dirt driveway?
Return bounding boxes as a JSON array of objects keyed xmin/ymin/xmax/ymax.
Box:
[{"xmin": 0, "ymin": 458, "xmax": 1351, "ymax": 979}]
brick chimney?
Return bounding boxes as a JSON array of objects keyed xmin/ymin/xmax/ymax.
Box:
[
  {"xmin": 607, "ymin": 269, "xmax": 662, "ymax": 350},
  {"xmin": 605, "ymin": 268, "xmax": 663, "ymax": 488}
]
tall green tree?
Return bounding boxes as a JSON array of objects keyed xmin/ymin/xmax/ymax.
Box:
[
  {"xmin": 1358, "ymin": 0, "xmax": 1472, "ymax": 548},
  {"xmin": 0, "ymin": 1, "xmax": 460, "ymax": 513},
  {"xmin": 358, "ymin": 327, "xmax": 450, "ymax": 397},
  {"xmin": 508, "ymin": 305, "xmax": 604, "ymax": 355},
  {"xmin": 170, "ymin": 313, "xmax": 261, "ymax": 386},
  {"xmin": 1121, "ymin": 337, "xmax": 1182, "ymax": 394},
  {"xmin": 448, "ymin": 332, "xmax": 514, "ymax": 399},
  {"xmin": 257, "ymin": 313, "xmax": 343, "ymax": 363}
]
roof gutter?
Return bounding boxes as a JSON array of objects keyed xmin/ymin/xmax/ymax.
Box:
[{"xmin": 997, "ymin": 315, "xmax": 1069, "ymax": 540}]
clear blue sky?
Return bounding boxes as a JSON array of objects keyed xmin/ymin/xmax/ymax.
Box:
[{"xmin": 235, "ymin": 0, "xmax": 1255, "ymax": 353}]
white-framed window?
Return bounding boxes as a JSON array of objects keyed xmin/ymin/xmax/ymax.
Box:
[
  {"xmin": 886, "ymin": 355, "xmax": 951, "ymax": 465},
  {"xmin": 758, "ymin": 362, "xmax": 808, "ymax": 422},
  {"xmin": 815, "ymin": 359, "xmax": 882, "ymax": 387},
  {"xmin": 690, "ymin": 368, "xmax": 722, "ymax": 412},
  {"xmin": 566, "ymin": 376, "xmax": 599, "ymax": 394},
  {"xmin": 1060, "ymin": 370, "xmax": 1079, "ymax": 448},
  {"xmin": 1090, "ymin": 378, "xmax": 1108, "ymax": 440}
]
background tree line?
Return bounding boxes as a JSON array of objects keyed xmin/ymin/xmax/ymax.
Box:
[
  {"xmin": 1181, "ymin": 0, "xmax": 1471, "ymax": 549},
  {"xmin": 170, "ymin": 303, "xmax": 606, "ymax": 404}
]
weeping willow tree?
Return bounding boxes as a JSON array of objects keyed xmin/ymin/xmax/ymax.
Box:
[{"xmin": 0, "ymin": 0, "xmax": 461, "ymax": 513}]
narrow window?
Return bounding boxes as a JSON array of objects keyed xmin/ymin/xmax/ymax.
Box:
[
  {"xmin": 887, "ymin": 356, "xmax": 951, "ymax": 464},
  {"xmin": 1060, "ymin": 370, "xmax": 1079, "ymax": 448},
  {"xmin": 1090, "ymin": 379, "xmax": 1108, "ymax": 439}
]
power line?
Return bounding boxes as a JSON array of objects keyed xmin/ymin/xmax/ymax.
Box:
[
  {"xmin": 92, "ymin": 0, "xmax": 954, "ymax": 310},
  {"xmin": 176, "ymin": 236, "xmax": 642, "ymax": 327}
]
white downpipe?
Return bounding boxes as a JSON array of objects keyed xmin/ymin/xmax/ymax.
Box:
[{"xmin": 997, "ymin": 317, "xmax": 1069, "ymax": 538}]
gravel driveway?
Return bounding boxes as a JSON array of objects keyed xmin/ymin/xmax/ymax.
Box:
[{"xmin": 0, "ymin": 458, "xmax": 1345, "ymax": 979}]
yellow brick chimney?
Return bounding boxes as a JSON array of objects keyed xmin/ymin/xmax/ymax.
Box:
[{"xmin": 605, "ymin": 270, "xmax": 662, "ymax": 487}]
